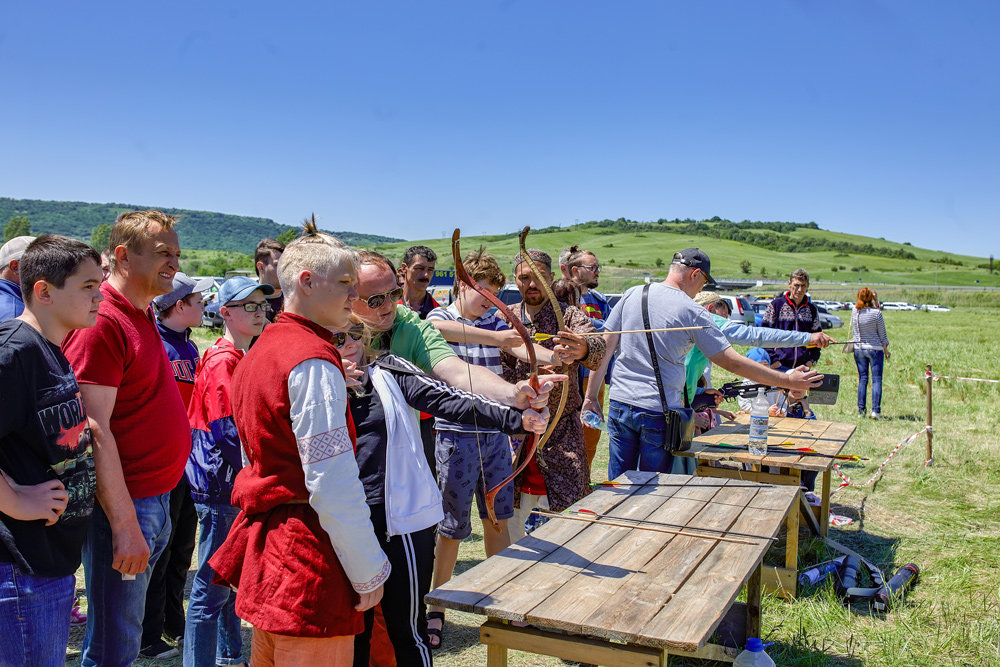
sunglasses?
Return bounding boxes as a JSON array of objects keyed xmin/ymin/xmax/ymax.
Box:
[
  {"xmin": 332, "ymin": 324, "xmax": 365, "ymax": 347},
  {"xmin": 361, "ymin": 286, "xmax": 403, "ymax": 309},
  {"xmin": 231, "ymin": 302, "xmax": 272, "ymax": 314},
  {"xmin": 574, "ymin": 263, "xmax": 600, "ymax": 273}
]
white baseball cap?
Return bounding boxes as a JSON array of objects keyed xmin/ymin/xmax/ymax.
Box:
[{"xmin": 0, "ymin": 236, "xmax": 36, "ymax": 268}]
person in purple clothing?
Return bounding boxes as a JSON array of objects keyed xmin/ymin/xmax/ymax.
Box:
[
  {"xmin": 761, "ymin": 268, "xmax": 823, "ymax": 371},
  {"xmin": 135, "ymin": 273, "xmax": 212, "ymax": 659}
]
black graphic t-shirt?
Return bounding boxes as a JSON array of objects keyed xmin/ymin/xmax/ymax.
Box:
[{"xmin": 0, "ymin": 319, "xmax": 96, "ymax": 576}]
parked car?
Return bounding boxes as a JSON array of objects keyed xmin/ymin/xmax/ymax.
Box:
[
  {"xmin": 717, "ymin": 295, "xmax": 754, "ymax": 326},
  {"xmin": 923, "ymin": 304, "xmax": 951, "ymax": 312},
  {"xmin": 815, "ymin": 305, "xmax": 843, "ymax": 329},
  {"xmin": 881, "ymin": 301, "xmax": 918, "ymax": 311}
]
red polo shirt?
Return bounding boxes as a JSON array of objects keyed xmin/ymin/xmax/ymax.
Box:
[{"xmin": 63, "ymin": 282, "xmax": 190, "ymax": 499}]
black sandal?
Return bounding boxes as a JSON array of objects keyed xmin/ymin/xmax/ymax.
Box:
[{"xmin": 426, "ymin": 611, "xmax": 445, "ymax": 649}]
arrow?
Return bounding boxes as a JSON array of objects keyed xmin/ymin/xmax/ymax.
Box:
[{"xmin": 532, "ymin": 326, "xmax": 709, "ymax": 342}]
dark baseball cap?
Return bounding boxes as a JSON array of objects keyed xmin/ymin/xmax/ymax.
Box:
[
  {"xmin": 671, "ymin": 248, "xmax": 715, "ymax": 286},
  {"xmin": 153, "ymin": 272, "xmax": 216, "ymax": 312}
]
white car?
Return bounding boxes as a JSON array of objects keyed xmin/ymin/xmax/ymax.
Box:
[
  {"xmin": 881, "ymin": 302, "xmax": 918, "ymax": 311},
  {"xmin": 924, "ymin": 304, "xmax": 951, "ymax": 312}
]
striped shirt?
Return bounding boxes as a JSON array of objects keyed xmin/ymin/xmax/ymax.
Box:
[
  {"xmin": 852, "ymin": 307, "xmax": 889, "ymax": 350},
  {"xmin": 426, "ymin": 303, "xmax": 510, "ymax": 432}
]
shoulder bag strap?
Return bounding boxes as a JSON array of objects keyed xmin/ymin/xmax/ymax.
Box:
[{"xmin": 642, "ymin": 283, "xmax": 673, "ymax": 413}]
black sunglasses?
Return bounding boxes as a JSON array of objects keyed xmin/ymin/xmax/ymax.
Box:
[
  {"xmin": 362, "ymin": 286, "xmax": 403, "ymax": 309},
  {"xmin": 332, "ymin": 324, "xmax": 365, "ymax": 348}
]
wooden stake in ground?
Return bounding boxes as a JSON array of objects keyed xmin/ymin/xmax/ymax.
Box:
[{"xmin": 925, "ymin": 363, "xmax": 934, "ymax": 466}]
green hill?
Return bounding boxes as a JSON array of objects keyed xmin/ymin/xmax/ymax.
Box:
[
  {"xmin": 369, "ymin": 217, "xmax": 999, "ymax": 290},
  {"xmin": 0, "ymin": 198, "xmax": 403, "ymax": 252}
]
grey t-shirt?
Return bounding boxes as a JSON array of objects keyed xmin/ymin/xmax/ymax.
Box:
[{"xmin": 606, "ymin": 283, "xmax": 730, "ymax": 411}]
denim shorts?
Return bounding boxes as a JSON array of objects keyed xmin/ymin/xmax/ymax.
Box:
[{"xmin": 436, "ymin": 430, "xmax": 514, "ymax": 539}]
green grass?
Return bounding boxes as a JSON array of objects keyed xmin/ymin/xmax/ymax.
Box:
[
  {"xmin": 69, "ymin": 302, "xmax": 1000, "ymax": 666},
  {"xmin": 368, "ymin": 225, "xmax": 1000, "ymax": 290}
]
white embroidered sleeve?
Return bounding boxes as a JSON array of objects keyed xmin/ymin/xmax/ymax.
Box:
[{"xmin": 288, "ymin": 358, "xmax": 390, "ymax": 593}]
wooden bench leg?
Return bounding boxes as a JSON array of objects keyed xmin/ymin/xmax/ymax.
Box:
[
  {"xmin": 746, "ymin": 562, "xmax": 762, "ymax": 640},
  {"xmin": 487, "ymin": 642, "xmax": 508, "ymax": 667},
  {"xmin": 820, "ymin": 470, "xmax": 832, "ymax": 537}
]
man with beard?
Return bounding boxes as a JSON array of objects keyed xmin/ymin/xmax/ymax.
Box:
[
  {"xmin": 502, "ymin": 248, "xmax": 605, "ymax": 543},
  {"xmin": 560, "ymin": 245, "xmax": 611, "ymax": 467},
  {"xmin": 254, "ymin": 238, "xmax": 285, "ymax": 322}
]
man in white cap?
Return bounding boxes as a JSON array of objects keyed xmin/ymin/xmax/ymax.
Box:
[{"xmin": 0, "ymin": 235, "xmax": 37, "ymax": 321}]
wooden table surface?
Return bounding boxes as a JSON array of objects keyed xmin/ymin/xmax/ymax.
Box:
[
  {"xmin": 678, "ymin": 414, "xmax": 857, "ymax": 472},
  {"xmin": 426, "ymin": 471, "xmax": 799, "ymax": 653}
]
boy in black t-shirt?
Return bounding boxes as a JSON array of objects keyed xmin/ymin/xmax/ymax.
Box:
[{"xmin": 0, "ymin": 235, "xmax": 104, "ymax": 665}]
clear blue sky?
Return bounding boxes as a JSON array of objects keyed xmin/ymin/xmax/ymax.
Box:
[{"xmin": 2, "ymin": 2, "xmax": 997, "ymax": 256}]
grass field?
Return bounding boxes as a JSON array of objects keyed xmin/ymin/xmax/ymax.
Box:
[{"xmin": 67, "ymin": 300, "xmax": 1000, "ymax": 666}]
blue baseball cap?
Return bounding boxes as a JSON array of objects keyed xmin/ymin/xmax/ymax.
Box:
[
  {"xmin": 218, "ymin": 276, "xmax": 274, "ymax": 306},
  {"xmin": 746, "ymin": 347, "xmax": 770, "ymax": 365}
]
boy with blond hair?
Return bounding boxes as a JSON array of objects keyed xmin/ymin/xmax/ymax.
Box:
[
  {"xmin": 209, "ymin": 222, "xmax": 389, "ymax": 665},
  {"xmin": 424, "ymin": 248, "xmax": 557, "ymax": 648}
]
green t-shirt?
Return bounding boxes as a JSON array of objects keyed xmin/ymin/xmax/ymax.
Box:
[
  {"xmin": 684, "ymin": 312, "xmax": 730, "ymax": 403},
  {"xmin": 388, "ymin": 305, "xmax": 455, "ymax": 373}
]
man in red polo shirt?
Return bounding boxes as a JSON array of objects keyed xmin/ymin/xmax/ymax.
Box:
[{"xmin": 63, "ymin": 210, "xmax": 191, "ymax": 667}]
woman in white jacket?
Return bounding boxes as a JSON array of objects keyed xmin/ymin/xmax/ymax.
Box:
[{"xmin": 335, "ymin": 318, "xmax": 546, "ymax": 666}]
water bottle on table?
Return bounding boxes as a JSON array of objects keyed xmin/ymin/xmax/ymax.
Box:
[
  {"xmin": 733, "ymin": 638, "xmax": 775, "ymax": 666},
  {"xmin": 748, "ymin": 387, "xmax": 769, "ymax": 457}
]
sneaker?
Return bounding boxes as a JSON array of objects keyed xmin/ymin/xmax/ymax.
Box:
[
  {"xmin": 870, "ymin": 411, "xmax": 881, "ymax": 419},
  {"xmin": 139, "ymin": 639, "xmax": 179, "ymax": 660},
  {"xmin": 69, "ymin": 603, "xmax": 87, "ymax": 625}
]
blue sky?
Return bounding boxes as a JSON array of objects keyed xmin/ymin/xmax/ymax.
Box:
[{"xmin": 2, "ymin": 2, "xmax": 997, "ymax": 256}]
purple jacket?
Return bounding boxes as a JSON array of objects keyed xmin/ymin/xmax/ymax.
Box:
[{"xmin": 761, "ymin": 292, "xmax": 821, "ymax": 368}]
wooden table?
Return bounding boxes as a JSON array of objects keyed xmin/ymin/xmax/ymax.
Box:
[
  {"xmin": 675, "ymin": 414, "xmax": 856, "ymax": 598},
  {"xmin": 426, "ymin": 471, "xmax": 799, "ymax": 665}
]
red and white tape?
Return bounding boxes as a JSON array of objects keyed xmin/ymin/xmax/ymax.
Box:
[
  {"xmin": 831, "ymin": 425, "xmax": 931, "ymax": 496},
  {"xmin": 926, "ymin": 370, "xmax": 1000, "ymax": 384}
]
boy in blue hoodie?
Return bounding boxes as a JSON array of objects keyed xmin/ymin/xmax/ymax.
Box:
[{"xmin": 184, "ymin": 276, "xmax": 272, "ymax": 667}]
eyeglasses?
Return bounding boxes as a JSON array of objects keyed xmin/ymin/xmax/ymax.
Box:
[
  {"xmin": 574, "ymin": 264, "xmax": 600, "ymax": 273},
  {"xmin": 332, "ymin": 324, "xmax": 365, "ymax": 348},
  {"xmin": 232, "ymin": 302, "xmax": 272, "ymax": 314},
  {"xmin": 361, "ymin": 286, "xmax": 403, "ymax": 309}
]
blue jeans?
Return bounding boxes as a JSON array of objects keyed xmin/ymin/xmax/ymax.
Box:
[
  {"xmin": 81, "ymin": 492, "xmax": 172, "ymax": 667},
  {"xmin": 608, "ymin": 400, "xmax": 692, "ymax": 480},
  {"xmin": 183, "ymin": 502, "xmax": 243, "ymax": 667},
  {"xmin": 0, "ymin": 563, "xmax": 75, "ymax": 666},
  {"xmin": 854, "ymin": 349, "xmax": 885, "ymax": 414}
]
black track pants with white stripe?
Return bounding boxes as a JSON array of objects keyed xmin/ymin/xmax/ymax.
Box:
[{"xmin": 353, "ymin": 503, "xmax": 435, "ymax": 667}]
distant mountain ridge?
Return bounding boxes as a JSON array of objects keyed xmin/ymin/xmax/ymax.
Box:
[{"xmin": 0, "ymin": 198, "xmax": 404, "ymax": 252}]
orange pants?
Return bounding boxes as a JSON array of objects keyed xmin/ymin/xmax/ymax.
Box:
[
  {"xmin": 582, "ymin": 376, "xmax": 606, "ymax": 468},
  {"xmin": 251, "ymin": 628, "xmax": 353, "ymax": 667}
]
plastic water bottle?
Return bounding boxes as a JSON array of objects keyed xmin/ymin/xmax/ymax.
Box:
[
  {"xmin": 580, "ymin": 410, "xmax": 607, "ymax": 431},
  {"xmin": 733, "ymin": 638, "xmax": 775, "ymax": 666},
  {"xmin": 748, "ymin": 388, "xmax": 769, "ymax": 456}
]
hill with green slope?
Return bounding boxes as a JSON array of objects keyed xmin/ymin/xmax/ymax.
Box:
[
  {"xmin": 0, "ymin": 198, "xmax": 402, "ymax": 252},
  {"xmin": 370, "ymin": 218, "xmax": 998, "ymax": 290}
]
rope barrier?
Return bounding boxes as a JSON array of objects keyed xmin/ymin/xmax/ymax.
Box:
[
  {"xmin": 925, "ymin": 370, "xmax": 1000, "ymax": 384},
  {"xmin": 831, "ymin": 425, "xmax": 931, "ymax": 496}
]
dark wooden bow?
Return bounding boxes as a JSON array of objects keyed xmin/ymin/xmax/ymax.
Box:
[
  {"xmin": 452, "ymin": 229, "xmax": 539, "ymax": 531},
  {"xmin": 516, "ymin": 226, "xmax": 569, "ymax": 456}
]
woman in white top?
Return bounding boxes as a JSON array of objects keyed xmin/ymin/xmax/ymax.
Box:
[{"xmin": 852, "ymin": 287, "xmax": 891, "ymax": 417}]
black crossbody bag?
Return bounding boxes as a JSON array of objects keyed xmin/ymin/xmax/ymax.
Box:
[{"xmin": 642, "ymin": 283, "xmax": 695, "ymax": 452}]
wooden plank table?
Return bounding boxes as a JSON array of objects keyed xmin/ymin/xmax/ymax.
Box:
[
  {"xmin": 675, "ymin": 414, "xmax": 856, "ymax": 598},
  {"xmin": 426, "ymin": 471, "xmax": 799, "ymax": 665}
]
